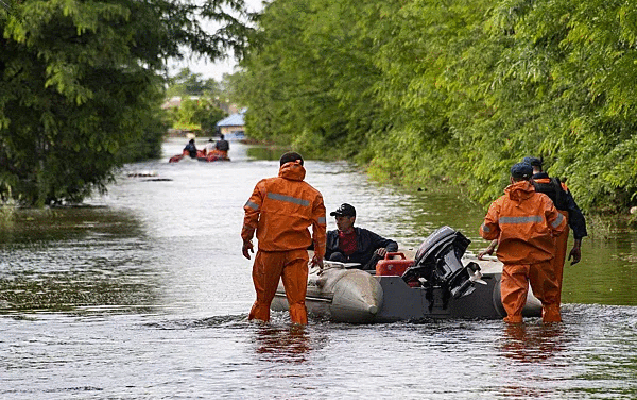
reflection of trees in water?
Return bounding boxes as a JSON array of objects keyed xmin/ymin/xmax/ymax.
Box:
[
  {"xmin": 0, "ymin": 267, "xmax": 160, "ymax": 313},
  {"xmin": 0, "ymin": 207, "xmax": 160, "ymax": 313},
  {"xmin": 0, "ymin": 207, "xmax": 144, "ymax": 244},
  {"xmin": 245, "ymin": 147, "xmax": 283, "ymax": 162}
]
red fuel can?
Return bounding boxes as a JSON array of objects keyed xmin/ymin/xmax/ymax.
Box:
[{"xmin": 375, "ymin": 252, "xmax": 414, "ymax": 277}]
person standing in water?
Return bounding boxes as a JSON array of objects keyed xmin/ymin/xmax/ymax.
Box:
[
  {"xmin": 480, "ymin": 162, "xmax": 567, "ymax": 324},
  {"xmin": 241, "ymin": 152, "xmax": 326, "ymax": 325}
]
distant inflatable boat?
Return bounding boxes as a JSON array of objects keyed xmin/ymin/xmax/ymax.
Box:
[
  {"xmin": 169, "ymin": 149, "xmax": 229, "ymax": 163},
  {"xmin": 271, "ymin": 226, "xmax": 542, "ymax": 323}
]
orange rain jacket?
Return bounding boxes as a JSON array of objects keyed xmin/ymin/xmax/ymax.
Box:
[
  {"xmin": 242, "ymin": 161, "xmax": 327, "ymax": 259},
  {"xmin": 480, "ymin": 180, "xmax": 567, "ymax": 264}
]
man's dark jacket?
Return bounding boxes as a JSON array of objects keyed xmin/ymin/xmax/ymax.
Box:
[
  {"xmin": 532, "ymin": 172, "xmax": 587, "ymax": 239},
  {"xmin": 325, "ymin": 227, "xmax": 398, "ymax": 267},
  {"xmin": 216, "ymin": 139, "xmax": 229, "ymax": 151}
]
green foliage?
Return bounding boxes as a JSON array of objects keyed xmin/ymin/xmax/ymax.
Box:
[
  {"xmin": 232, "ymin": 0, "xmax": 637, "ymax": 212},
  {"xmin": 164, "ymin": 68, "xmax": 229, "ymax": 133},
  {"xmin": 199, "ymin": 104, "xmax": 227, "ymax": 133},
  {"xmin": 166, "ymin": 67, "xmax": 224, "ymax": 98},
  {"xmin": 232, "ymin": 0, "xmax": 393, "ymax": 156},
  {"xmin": 0, "ymin": 0, "xmax": 249, "ymax": 206},
  {"xmin": 166, "ymin": 98, "xmax": 227, "ymax": 133}
]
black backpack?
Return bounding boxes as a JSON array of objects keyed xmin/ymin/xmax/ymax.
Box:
[{"xmin": 533, "ymin": 177, "xmax": 568, "ymax": 211}]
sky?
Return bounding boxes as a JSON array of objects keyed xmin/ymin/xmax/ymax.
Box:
[{"xmin": 168, "ymin": 0, "xmax": 265, "ymax": 82}]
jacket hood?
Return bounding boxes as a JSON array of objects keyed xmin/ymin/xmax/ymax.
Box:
[
  {"xmin": 279, "ymin": 161, "xmax": 306, "ymax": 181},
  {"xmin": 504, "ymin": 180, "xmax": 535, "ymax": 203}
]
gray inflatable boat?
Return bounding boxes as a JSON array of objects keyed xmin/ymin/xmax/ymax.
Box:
[{"xmin": 271, "ymin": 226, "xmax": 542, "ymax": 323}]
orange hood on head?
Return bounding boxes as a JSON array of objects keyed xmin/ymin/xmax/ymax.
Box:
[
  {"xmin": 279, "ymin": 161, "xmax": 306, "ymax": 181},
  {"xmin": 504, "ymin": 180, "xmax": 535, "ymax": 203}
]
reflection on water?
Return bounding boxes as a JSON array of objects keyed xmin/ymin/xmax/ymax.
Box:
[
  {"xmin": 2, "ymin": 139, "xmax": 637, "ymax": 399},
  {"xmin": 254, "ymin": 325, "xmax": 311, "ymax": 363},
  {"xmin": 0, "ymin": 208, "xmax": 160, "ymax": 313},
  {"xmin": 499, "ymin": 323, "xmax": 568, "ymax": 363},
  {"xmin": 246, "ymin": 146, "xmax": 285, "ymax": 162}
]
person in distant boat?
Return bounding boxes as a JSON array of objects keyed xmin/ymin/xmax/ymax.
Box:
[
  {"xmin": 204, "ymin": 138, "xmax": 216, "ymax": 155},
  {"xmin": 184, "ymin": 138, "xmax": 197, "ymax": 158},
  {"xmin": 242, "ymin": 151, "xmax": 327, "ymax": 325},
  {"xmin": 325, "ymin": 203, "xmax": 398, "ymax": 270},
  {"xmin": 215, "ymin": 134, "xmax": 229, "ymax": 156},
  {"xmin": 479, "ymin": 162, "xmax": 567, "ymax": 324}
]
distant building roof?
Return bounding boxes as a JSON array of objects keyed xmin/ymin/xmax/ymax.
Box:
[{"xmin": 217, "ymin": 110, "xmax": 245, "ymax": 127}]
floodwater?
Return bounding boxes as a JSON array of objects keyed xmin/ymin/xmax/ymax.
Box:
[{"xmin": 1, "ymin": 138, "xmax": 637, "ymax": 399}]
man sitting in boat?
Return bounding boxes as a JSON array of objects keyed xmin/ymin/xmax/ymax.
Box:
[
  {"xmin": 326, "ymin": 203, "xmax": 398, "ymax": 270},
  {"xmin": 204, "ymin": 138, "xmax": 216, "ymax": 155},
  {"xmin": 184, "ymin": 138, "xmax": 197, "ymax": 158},
  {"xmin": 215, "ymin": 134, "xmax": 230, "ymax": 157}
]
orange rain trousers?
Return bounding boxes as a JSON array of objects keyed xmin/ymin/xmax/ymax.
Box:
[
  {"xmin": 553, "ymin": 211, "xmax": 570, "ymax": 305},
  {"xmin": 249, "ymin": 248, "xmax": 309, "ymax": 325},
  {"xmin": 500, "ymin": 260, "xmax": 562, "ymax": 323}
]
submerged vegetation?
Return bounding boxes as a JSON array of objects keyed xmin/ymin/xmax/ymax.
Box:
[{"xmin": 232, "ymin": 0, "xmax": 637, "ymax": 213}]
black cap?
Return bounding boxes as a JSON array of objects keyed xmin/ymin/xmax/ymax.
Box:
[
  {"xmin": 521, "ymin": 156, "xmax": 542, "ymax": 167},
  {"xmin": 511, "ymin": 162, "xmax": 533, "ymax": 180},
  {"xmin": 279, "ymin": 151, "xmax": 304, "ymax": 166},
  {"xmin": 330, "ymin": 203, "xmax": 356, "ymax": 217}
]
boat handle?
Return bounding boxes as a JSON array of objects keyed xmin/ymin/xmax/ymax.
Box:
[{"xmin": 384, "ymin": 252, "xmax": 406, "ymax": 260}]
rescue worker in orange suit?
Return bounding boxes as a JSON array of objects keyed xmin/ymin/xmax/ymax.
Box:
[
  {"xmin": 480, "ymin": 162, "xmax": 567, "ymax": 323},
  {"xmin": 241, "ymin": 151, "xmax": 327, "ymax": 325},
  {"xmin": 523, "ymin": 156, "xmax": 587, "ymax": 305},
  {"xmin": 479, "ymin": 156, "xmax": 588, "ymax": 305}
]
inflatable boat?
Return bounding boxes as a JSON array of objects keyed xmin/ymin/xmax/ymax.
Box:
[
  {"xmin": 271, "ymin": 226, "xmax": 542, "ymax": 323},
  {"xmin": 168, "ymin": 149, "xmax": 229, "ymax": 163}
]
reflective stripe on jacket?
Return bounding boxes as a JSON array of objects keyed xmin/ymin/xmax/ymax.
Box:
[
  {"xmin": 480, "ymin": 180, "xmax": 567, "ymax": 264},
  {"xmin": 242, "ymin": 162, "xmax": 327, "ymax": 258}
]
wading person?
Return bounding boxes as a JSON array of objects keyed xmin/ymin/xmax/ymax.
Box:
[
  {"xmin": 241, "ymin": 152, "xmax": 326, "ymax": 325},
  {"xmin": 523, "ymin": 156, "xmax": 587, "ymax": 305},
  {"xmin": 325, "ymin": 203, "xmax": 398, "ymax": 270},
  {"xmin": 480, "ymin": 162, "xmax": 567, "ymax": 323}
]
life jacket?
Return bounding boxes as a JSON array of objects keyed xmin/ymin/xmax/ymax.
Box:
[{"xmin": 532, "ymin": 177, "xmax": 568, "ymax": 211}]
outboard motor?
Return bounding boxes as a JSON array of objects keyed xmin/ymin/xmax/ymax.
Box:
[{"xmin": 402, "ymin": 226, "xmax": 481, "ymax": 303}]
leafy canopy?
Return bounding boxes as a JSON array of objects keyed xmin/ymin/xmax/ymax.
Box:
[
  {"xmin": 1, "ymin": 0, "xmax": 250, "ymax": 206},
  {"xmin": 231, "ymin": 0, "xmax": 637, "ymax": 211}
]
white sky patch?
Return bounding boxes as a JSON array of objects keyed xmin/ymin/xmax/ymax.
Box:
[{"xmin": 168, "ymin": 0, "xmax": 265, "ymax": 81}]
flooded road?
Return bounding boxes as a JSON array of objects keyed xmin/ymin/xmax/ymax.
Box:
[{"xmin": 1, "ymin": 138, "xmax": 637, "ymax": 399}]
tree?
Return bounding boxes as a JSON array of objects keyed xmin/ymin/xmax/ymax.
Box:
[
  {"xmin": 166, "ymin": 67, "xmax": 225, "ymax": 98},
  {"xmin": 0, "ymin": 0, "xmax": 250, "ymax": 206},
  {"xmin": 232, "ymin": 0, "xmax": 637, "ymax": 211},
  {"xmin": 231, "ymin": 0, "xmax": 391, "ymax": 157},
  {"xmin": 168, "ymin": 97, "xmax": 227, "ymax": 132}
]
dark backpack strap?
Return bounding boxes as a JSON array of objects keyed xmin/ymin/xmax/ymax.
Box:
[
  {"xmin": 551, "ymin": 177, "xmax": 568, "ymax": 211},
  {"xmin": 532, "ymin": 177, "xmax": 568, "ymax": 211}
]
